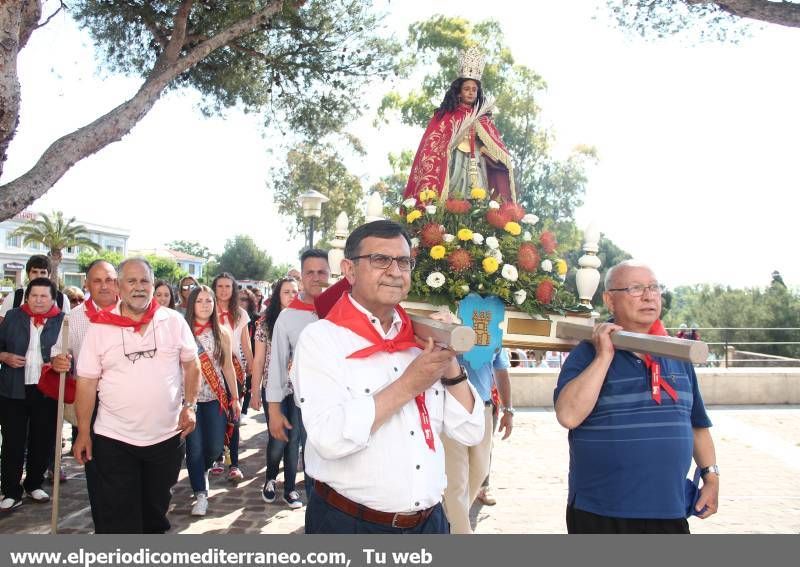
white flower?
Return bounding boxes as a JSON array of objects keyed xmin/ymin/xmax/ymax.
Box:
[
  {"xmin": 513, "ymin": 289, "xmax": 527, "ymax": 305},
  {"xmin": 522, "ymin": 231, "xmax": 532, "ymax": 241},
  {"xmin": 426, "ymin": 272, "xmax": 446, "ymax": 289},
  {"xmin": 403, "ymin": 198, "xmax": 417, "ymax": 209},
  {"xmin": 541, "ymin": 259, "xmax": 553, "ymax": 272},
  {"xmin": 501, "ymin": 264, "xmax": 519, "ymax": 282},
  {"xmin": 425, "ymin": 205, "xmax": 437, "ymax": 214},
  {"xmin": 460, "ymin": 285, "xmax": 470, "ymax": 293},
  {"xmin": 443, "ymin": 233, "xmax": 455, "ymax": 243},
  {"xmin": 521, "ymin": 213, "xmax": 539, "ymax": 225},
  {"xmin": 488, "ymin": 200, "xmax": 500, "ymax": 209},
  {"xmin": 410, "ymin": 237, "xmax": 420, "ymax": 248},
  {"xmin": 472, "ymin": 233, "xmax": 484, "ymax": 245},
  {"xmin": 478, "ymin": 283, "xmax": 485, "ymax": 290},
  {"xmin": 489, "ymin": 249, "xmax": 503, "ymax": 263},
  {"xmin": 485, "ymin": 236, "xmax": 500, "ymax": 250}
]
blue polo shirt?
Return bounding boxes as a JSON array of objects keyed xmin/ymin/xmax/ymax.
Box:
[
  {"xmin": 459, "ymin": 349, "xmax": 510, "ymax": 403},
  {"xmin": 554, "ymin": 342, "xmax": 712, "ymax": 519}
]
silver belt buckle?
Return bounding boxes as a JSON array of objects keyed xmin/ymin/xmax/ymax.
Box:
[{"xmin": 391, "ymin": 511, "xmax": 417, "ymax": 528}]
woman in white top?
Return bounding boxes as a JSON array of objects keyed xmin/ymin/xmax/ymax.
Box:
[{"xmin": 210, "ymin": 273, "xmax": 254, "ymax": 482}]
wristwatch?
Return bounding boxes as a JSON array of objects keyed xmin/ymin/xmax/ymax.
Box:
[
  {"xmin": 181, "ymin": 400, "xmax": 197, "ymax": 412},
  {"xmin": 501, "ymin": 406, "xmax": 515, "ymax": 415},
  {"xmin": 700, "ymin": 464, "xmax": 720, "ymax": 478},
  {"xmin": 441, "ymin": 365, "xmax": 468, "ymax": 387}
]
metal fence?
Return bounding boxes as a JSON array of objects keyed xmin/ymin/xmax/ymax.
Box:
[{"xmin": 665, "ymin": 327, "xmax": 800, "ymax": 367}]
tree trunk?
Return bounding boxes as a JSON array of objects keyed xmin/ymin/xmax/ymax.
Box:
[
  {"xmin": 0, "ymin": 1, "xmax": 42, "ymax": 180},
  {"xmin": 48, "ymin": 247, "xmax": 62, "ymax": 285},
  {"xmin": 689, "ymin": 0, "xmax": 800, "ymax": 28},
  {"xmin": 0, "ymin": 0, "xmax": 285, "ymax": 221}
]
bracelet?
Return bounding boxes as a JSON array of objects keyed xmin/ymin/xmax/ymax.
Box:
[
  {"xmin": 181, "ymin": 401, "xmax": 197, "ymax": 412},
  {"xmin": 440, "ymin": 366, "xmax": 468, "ymax": 387}
]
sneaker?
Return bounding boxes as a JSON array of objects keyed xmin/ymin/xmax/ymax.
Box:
[
  {"xmin": 26, "ymin": 489, "xmax": 50, "ymax": 503},
  {"xmin": 210, "ymin": 460, "xmax": 224, "ymax": 476},
  {"xmin": 227, "ymin": 466, "xmax": 244, "ymax": 483},
  {"xmin": 191, "ymin": 493, "xmax": 208, "ymax": 516},
  {"xmin": 476, "ymin": 486, "xmax": 496, "ymax": 506},
  {"xmin": 0, "ymin": 497, "xmax": 22, "ymax": 512},
  {"xmin": 261, "ymin": 479, "xmax": 277, "ymax": 503},
  {"xmin": 283, "ymin": 490, "xmax": 303, "ymax": 509}
]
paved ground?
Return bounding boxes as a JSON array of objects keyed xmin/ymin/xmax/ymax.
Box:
[{"xmin": 1, "ymin": 406, "xmax": 799, "ymax": 534}]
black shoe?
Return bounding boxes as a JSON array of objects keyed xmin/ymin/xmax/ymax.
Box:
[{"xmin": 262, "ymin": 479, "xmax": 277, "ymax": 503}]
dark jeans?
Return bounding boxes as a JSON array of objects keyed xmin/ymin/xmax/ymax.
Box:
[
  {"xmin": 265, "ymin": 394, "xmax": 311, "ymax": 497},
  {"xmin": 185, "ymin": 400, "xmax": 227, "ymax": 493},
  {"xmin": 92, "ymin": 433, "xmax": 184, "ymax": 533},
  {"xmin": 0, "ymin": 386, "xmax": 57, "ymax": 500},
  {"xmin": 566, "ymin": 506, "xmax": 690, "ymax": 534},
  {"xmin": 305, "ymin": 488, "xmax": 449, "ymax": 534}
]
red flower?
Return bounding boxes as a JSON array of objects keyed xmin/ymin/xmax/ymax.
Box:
[
  {"xmin": 448, "ymin": 249, "xmax": 473, "ymax": 273},
  {"xmin": 486, "ymin": 209, "xmax": 509, "ymax": 230},
  {"xmin": 445, "ymin": 199, "xmax": 471, "ymax": 214},
  {"xmin": 500, "ymin": 202, "xmax": 526, "ymax": 222},
  {"xmin": 540, "ymin": 231, "xmax": 557, "ymax": 254},
  {"xmin": 420, "ymin": 223, "xmax": 445, "ymax": 247},
  {"xmin": 536, "ymin": 280, "xmax": 555, "ymax": 304},
  {"xmin": 517, "ymin": 243, "xmax": 540, "ymax": 273}
]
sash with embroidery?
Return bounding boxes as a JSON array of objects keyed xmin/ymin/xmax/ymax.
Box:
[{"xmin": 197, "ymin": 340, "xmax": 235, "ymax": 443}]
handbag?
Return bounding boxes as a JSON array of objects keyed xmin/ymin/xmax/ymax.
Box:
[{"xmin": 36, "ymin": 364, "xmax": 76, "ymax": 404}]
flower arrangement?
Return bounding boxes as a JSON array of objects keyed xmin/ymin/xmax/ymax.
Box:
[{"xmin": 397, "ymin": 188, "xmax": 583, "ymax": 317}]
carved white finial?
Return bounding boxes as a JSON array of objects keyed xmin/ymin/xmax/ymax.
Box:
[
  {"xmin": 576, "ymin": 221, "xmax": 602, "ymax": 310},
  {"xmin": 328, "ymin": 211, "xmax": 349, "ymax": 278},
  {"xmin": 365, "ymin": 192, "xmax": 384, "ymax": 223}
]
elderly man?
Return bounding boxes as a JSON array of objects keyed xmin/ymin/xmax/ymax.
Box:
[
  {"xmin": 261, "ymin": 249, "xmax": 330, "ymax": 508},
  {"xmin": 72, "ymin": 258, "xmax": 200, "ymax": 533},
  {"xmin": 51, "ymin": 259, "xmax": 118, "ymax": 525},
  {"xmin": 293, "ymin": 220, "xmax": 485, "ymax": 534},
  {"xmin": 554, "ymin": 260, "xmax": 719, "ymax": 534}
]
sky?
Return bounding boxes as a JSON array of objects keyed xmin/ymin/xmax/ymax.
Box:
[{"xmin": 5, "ymin": 0, "xmax": 800, "ymax": 289}]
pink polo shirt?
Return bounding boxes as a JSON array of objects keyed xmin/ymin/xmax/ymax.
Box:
[{"xmin": 76, "ymin": 303, "xmax": 198, "ymax": 446}]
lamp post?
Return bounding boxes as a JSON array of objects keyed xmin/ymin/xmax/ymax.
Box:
[{"xmin": 298, "ymin": 189, "xmax": 329, "ymax": 249}]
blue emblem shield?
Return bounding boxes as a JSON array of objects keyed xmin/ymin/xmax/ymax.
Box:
[{"xmin": 457, "ymin": 293, "xmax": 505, "ymax": 373}]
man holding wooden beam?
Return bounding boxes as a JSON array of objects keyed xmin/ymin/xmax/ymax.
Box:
[{"xmin": 554, "ymin": 260, "xmax": 719, "ymax": 533}]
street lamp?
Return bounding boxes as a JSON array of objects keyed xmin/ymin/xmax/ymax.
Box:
[{"xmin": 298, "ymin": 189, "xmax": 329, "ymax": 249}]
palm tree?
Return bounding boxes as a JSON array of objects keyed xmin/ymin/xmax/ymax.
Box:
[{"xmin": 12, "ymin": 211, "xmax": 101, "ymax": 283}]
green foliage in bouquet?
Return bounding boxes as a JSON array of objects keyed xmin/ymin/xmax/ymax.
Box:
[{"xmin": 394, "ymin": 188, "xmax": 587, "ymax": 317}]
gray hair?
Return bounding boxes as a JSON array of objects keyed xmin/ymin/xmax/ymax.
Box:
[
  {"xmin": 117, "ymin": 257, "xmax": 154, "ymax": 282},
  {"xmin": 604, "ymin": 260, "xmax": 653, "ymax": 290}
]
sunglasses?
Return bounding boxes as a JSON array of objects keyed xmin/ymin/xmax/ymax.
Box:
[{"xmin": 181, "ymin": 284, "xmax": 197, "ymax": 291}]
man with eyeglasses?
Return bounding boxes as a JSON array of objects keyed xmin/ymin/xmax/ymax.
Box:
[
  {"xmin": 554, "ymin": 260, "xmax": 719, "ymax": 533},
  {"xmin": 72, "ymin": 258, "xmax": 201, "ymax": 533},
  {"xmin": 293, "ymin": 220, "xmax": 484, "ymax": 533}
]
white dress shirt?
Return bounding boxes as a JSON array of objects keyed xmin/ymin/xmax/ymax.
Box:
[{"xmin": 293, "ymin": 295, "xmax": 484, "ymax": 514}]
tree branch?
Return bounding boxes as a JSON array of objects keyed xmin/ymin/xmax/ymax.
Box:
[
  {"xmin": 19, "ymin": 0, "xmax": 43, "ymax": 48},
  {"xmin": 689, "ymin": 0, "xmax": 800, "ymax": 28},
  {"xmin": 32, "ymin": 0, "xmax": 65, "ymax": 34}
]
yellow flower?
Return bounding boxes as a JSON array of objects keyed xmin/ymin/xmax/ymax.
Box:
[
  {"xmin": 504, "ymin": 221, "xmax": 522, "ymax": 236},
  {"xmin": 420, "ymin": 188, "xmax": 438, "ymax": 202},
  {"xmin": 482, "ymin": 257, "xmax": 499, "ymax": 274},
  {"xmin": 556, "ymin": 259, "xmax": 568, "ymax": 276},
  {"xmin": 470, "ymin": 187, "xmax": 487, "ymax": 200},
  {"xmin": 406, "ymin": 210, "xmax": 422, "ymax": 223},
  {"xmin": 430, "ymin": 245, "xmax": 446, "ymax": 260},
  {"xmin": 457, "ymin": 228, "xmax": 473, "ymax": 241}
]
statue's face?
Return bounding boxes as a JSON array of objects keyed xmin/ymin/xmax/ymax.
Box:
[{"xmin": 459, "ymin": 80, "xmax": 479, "ymax": 106}]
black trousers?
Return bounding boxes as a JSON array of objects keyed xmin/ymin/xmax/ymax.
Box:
[
  {"xmin": 92, "ymin": 433, "xmax": 184, "ymax": 533},
  {"xmin": 0, "ymin": 386, "xmax": 57, "ymax": 500},
  {"xmin": 566, "ymin": 505, "xmax": 690, "ymax": 534}
]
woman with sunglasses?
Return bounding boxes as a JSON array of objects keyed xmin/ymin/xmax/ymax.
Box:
[
  {"xmin": 176, "ymin": 277, "xmax": 199, "ymax": 315},
  {"xmin": 183, "ymin": 285, "xmax": 241, "ymax": 516},
  {"xmin": 154, "ymin": 280, "xmax": 176, "ymax": 310},
  {"xmin": 250, "ymin": 277, "xmax": 300, "ymax": 507}
]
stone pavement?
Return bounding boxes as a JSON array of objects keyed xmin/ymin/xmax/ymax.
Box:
[{"xmin": 1, "ymin": 406, "xmax": 799, "ymax": 534}]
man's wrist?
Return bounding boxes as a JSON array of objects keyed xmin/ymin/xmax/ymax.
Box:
[
  {"xmin": 501, "ymin": 406, "xmax": 515, "ymax": 415},
  {"xmin": 181, "ymin": 400, "xmax": 197, "ymax": 411}
]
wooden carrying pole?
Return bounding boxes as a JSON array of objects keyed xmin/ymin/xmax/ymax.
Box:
[
  {"xmin": 50, "ymin": 316, "xmax": 69, "ymax": 534},
  {"xmin": 555, "ymin": 320, "xmax": 709, "ymax": 364},
  {"xmin": 408, "ymin": 314, "xmax": 476, "ymax": 353}
]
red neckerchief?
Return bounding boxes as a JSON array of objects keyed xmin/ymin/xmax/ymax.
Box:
[
  {"xmin": 325, "ymin": 294, "xmax": 434, "ymax": 451},
  {"xmin": 644, "ymin": 320, "xmax": 678, "ymax": 404},
  {"xmin": 194, "ymin": 321, "xmax": 212, "ymax": 336},
  {"xmin": 88, "ymin": 298, "xmax": 160, "ymax": 333},
  {"xmin": 21, "ymin": 304, "xmax": 61, "ymax": 327},
  {"xmin": 218, "ymin": 307, "xmax": 233, "ymax": 328},
  {"xmin": 288, "ymin": 297, "xmax": 316, "ymax": 312},
  {"xmin": 83, "ymin": 299, "xmax": 117, "ymax": 319}
]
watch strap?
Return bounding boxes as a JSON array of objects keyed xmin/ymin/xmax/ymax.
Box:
[{"xmin": 440, "ymin": 366, "xmax": 468, "ymax": 387}]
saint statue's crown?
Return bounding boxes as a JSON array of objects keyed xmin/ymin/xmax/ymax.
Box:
[{"xmin": 458, "ymin": 47, "xmax": 485, "ymax": 82}]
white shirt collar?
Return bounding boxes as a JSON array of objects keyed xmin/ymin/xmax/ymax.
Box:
[{"xmin": 347, "ymin": 294, "xmax": 403, "ymax": 339}]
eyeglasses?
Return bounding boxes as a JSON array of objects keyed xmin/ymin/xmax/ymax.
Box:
[
  {"xmin": 181, "ymin": 284, "xmax": 196, "ymax": 291},
  {"xmin": 349, "ymin": 254, "xmax": 415, "ymax": 272},
  {"xmin": 121, "ymin": 329, "xmax": 158, "ymax": 364},
  {"xmin": 607, "ymin": 284, "xmax": 665, "ymax": 297}
]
